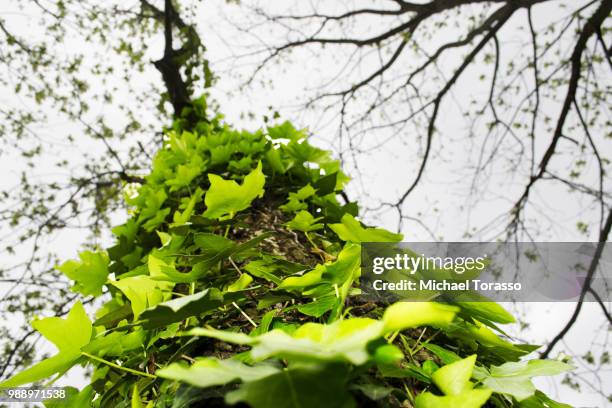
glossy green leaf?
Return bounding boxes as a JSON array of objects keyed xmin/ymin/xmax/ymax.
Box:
[
  {"xmin": 204, "ymin": 161, "xmax": 265, "ymax": 219},
  {"xmin": 518, "ymin": 391, "xmax": 572, "ymax": 408},
  {"xmin": 475, "ymin": 360, "xmax": 572, "ymax": 401},
  {"xmin": 329, "ymin": 214, "xmax": 403, "ymax": 242},
  {"xmin": 228, "ymin": 273, "xmax": 253, "ymax": 292},
  {"xmin": 172, "ymin": 187, "xmax": 203, "ymax": 226},
  {"xmin": 111, "ymin": 275, "xmax": 172, "ymax": 320},
  {"xmin": 131, "ymin": 384, "xmax": 143, "ymax": 408},
  {"xmin": 351, "ymin": 383, "xmax": 393, "ymax": 401},
  {"xmin": 457, "ymin": 301, "xmax": 515, "ymax": 324},
  {"xmin": 187, "ymin": 316, "xmax": 390, "ymax": 366},
  {"xmin": 415, "ymin": 389, "xmax": 492, "ymax": 408},
  {"xmin": 278, "ymin": 243, "xmax": 360, "ymax": 290},
  {"xmin": 0, "ymin": 302, "xmax": 92, "ymax": 387},
  {"xmin": 158, "ymin": 357, "xmax": 279, "ymax": 388},
  {"xmin": 285, "ymin": 210, "xmax": 323, "ymax": 232},
  {"xmin": 382, "ymin": 302, "xmax": 459, "ymax": 333},
  {"xmin": 82, "ymin": 330, "xmax": 145, "ymax": 357},
  {"xmin": 225, "ymin": 364, "xmax": 354, "ymax": 408},
  {"xmin": 432, "ymin": 355, "xmax": 476, "ymax": 395},
  {"xmin": 139, "ymin": 288, "xmax": 224, "ymax": 328},
  {"xmin": 56, "ymin": 251, "xmax": 109, "ymax": 296}
]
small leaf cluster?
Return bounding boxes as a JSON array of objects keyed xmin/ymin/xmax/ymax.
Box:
[{"xmin": 2, "ymin": 106, "xmax": 572, "ymax": 408}]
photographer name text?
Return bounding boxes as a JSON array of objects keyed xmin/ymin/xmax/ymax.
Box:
[{"xmin": 372, "ymin": 279, "xmax": 522, "ymax": 292}]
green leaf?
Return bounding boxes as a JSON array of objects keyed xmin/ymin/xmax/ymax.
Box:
[
  {"xmin": 351, "ymin": 383, "xmax": 393, "ymax": 401},
  {"xmin": 278, "ymin": 243, "xmax": 360, "ymax": 291},
  {"xmin": 474, "ymin": 360, "xmax": 572, "ymax": 401},
  {"xmin": 432, "ymin": 355, "xmax": 476, "ymax": 396},
  {"xmin": 264, "ymin": 146, "xmax": 285, "ymax": 174},
  {"xmin": 518, "ymin": 391, "xmax": 572, "ymax": 408},
  {"xmin": 447, "ymin": 320, "xmax": 520, "ymax": 351},
  {"xmin": 382, "ymin": 302, "xmax": 459, "ymax": 333},
  {"xmin": 194, "ymin": 232, "xmax": 236, "ymax": 256},
  {"xmin": 422, "ymin": 343, "xmax": 461, "ymax": 365},
  {"xmin": 267, "ymin": 121, "xmax": 305, "ymax": 141},
  {"xmin": 166, "ymin": 156, "xmax": 205, "ymax": 191},
  {"xmin": 228, "ymin": 273, "xmax": 253, "ymax": 292},
  {"xmin": 82, "ymin": 330, "xmax": 145, "ymax": 357},
  {"xmin": 457, "ymin": 302, "xmax": 515, "ymax": 324},
  {"xmin": 330, "ymin": 214, "xmax": 403, "ymax": 242},
  {"xmin": 203, "ymin": 161, "xmax": 265, "ymax": 219},
  {"xmin": 279, "ymin": 184, "xmax": 316, "ymax": 213},
  {"xmin": 422, "ymin": 360, "xmax": 440, "ymax": 376},
  {"xmin": 250, "ymin": 309, "xmax": 277, "ymax": 336},
  {"xmin": 172, "ymin": 187, "xmax": 203, "ymax": 226},
  {"xmin": 0, "ymin": 302, "xmax": 92, "ymax": 387},
  {"xmin": 185, "ymin": 327, "xmax": 255, "ymax": 345},
  {"xmin": 56, "ymin": 251, "xmax": 109, "ymax": 296},
  {"xmin": 187, "ymin": 317, "xmax": 387, "ymax": 366},
  {"xmin": 132, "ymin": 384, "xmax": 143, "ymax": 408},
  {"xmin": 297, "ymin": 296, "xmax": 338, "ymax": 317},
  {"xmin": 244, "ymin": 255, "xmax": 306, "ymax": 285},
  {"xmin": 111, "ymin": 275, "xmax": 172, "ymax": 320},
  {"xmin": 314, "ymin": 172, "xmax": 338, "ymax": 195},
  {"xmin": 139, "ymin": 288, "xmax": 224, "ymax": 328},
  {"xmin": 284, "ymin": 140, "xmax": 331, "ymax": 166},
  {"xmin": 158, "ymin": 357, "xmax": 280, "ymax": 388},
  {"xmin": 285, "ymin": 210, "xmax": 323, "ymax": 232},
  {"xmin": 225, "ymin": 364, "xmax": 354, "ymax": 408},
  {"xmin": 415, "ymin": 389, "xmax": 492, "ymax": 408}
]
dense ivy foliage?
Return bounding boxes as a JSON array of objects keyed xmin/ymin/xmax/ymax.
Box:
[{"xmin": 2, "ymin": 103, "xmax": 573, "ymax": 407}]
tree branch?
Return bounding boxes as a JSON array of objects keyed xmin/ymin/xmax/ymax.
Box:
[{"xmin": 540, "ymin": 206, "xmax": 612, "ymax": 358}]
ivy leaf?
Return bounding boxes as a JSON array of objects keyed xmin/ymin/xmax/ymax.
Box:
[
  {"xmin": 0, "ymin": 302, "xmax": 92, "ymax": 387},
  {"xmin": 244, "ymin": 256, "xmax": 307, "ymax": 285},
  {"xmin": 285, "ymin": 210, "xmax": 323, "ymax": 232},
  {"xmin": 432, "ymin": 355, "xmax": 477, "ymax": 395},
  {"xmin": 278, "ymin": 243, "xmax": 360, "ymax": 291},
  {"xmin": 518, "ymin": 391, "xmax": 572, "ymax": 408},
  {"xmin": 225, "ymin": 364, "xmax": 354, "ymax": 408},
  {"xmin": 415, "ymin": 389, "xmax": 492, "ymax": 408},
  {"xmin": 227, "ymin": 274, "xmax": 253, "ymax": 292},
  {"xmin": 422, "ymin": 343, "xmax": 461, "ymax": 365},
  {"xmin": 166, "ymin": 155, "xmax": 206, "ymax": 191},
  {"xmin": 457, "ymin": 301, "xmax": 515, "ymax": 325},
  {"xmin": 131, "ymin": 384, "xmax": 143, "ymax": 408},
  {"xmin": 172, "ymin": 187, "xmax": 204, "ymax": 226},
  {"xmin": 279, "ymin": 184, "xmax": 316, "ymax": 213},
  {"xmin": 382, "ymin": 302, "xmax": 459, "ymax": 332},
  {"xmin": 415, "ymin": 354, "xmax": 491, "ymax": 408},
  {"xmin": 296, "ymin": 296, "xmax": 338, "ymax": 318},
  {"xmin": 82, "ymin": 330, "xmax": 146, "ymax": 357},
  {"xmin": 204, "ymin": 161, "xmax": 265, "ymax": 219},
  {"xmin": 56, "ymin": 251, "xmax": 109, "ymax": 296},
  {"xmin": 351, "ymin": 383, "xmax": 393, "ymax": 401},
  {"xmin": 284, "ymin": 140, "xmax": 331, "ymax": 166},
  {"xmin": 313, "ymin": 172, "xmax": 337, "ymax": 195},
  {"xmin": 193, "ymin": 233, "xmax": 236, "ymax": 259},
  {"xmin": 198, "ymin": 230, "xmax": 271, "ymax": 261},
  {"xmin": 264, "ymin": 146, "xmax": 285, "ymax": 174},
  {"xmin": 267, "ymin": 121, "xmax": 305, "ymax": 141},
  {"xmin": 111, "ymin": 275, "xmax": 172, "ymax": 320},
  {"xmin": 474, "ymin": 360, "xmax": 572, "ymax": 401},
  {"xmin": 158, "ymin": 357, "xmax": 280, "ymax": 388},
  {"xmin": 139, "ymin": 288, "xmax": 224, "ymax": 328},
  {"xmin": 330, "ymin": 214, "xmax": 403, "ymax": 242},
  {"xmin": 188, "ymin": 317, "xmax": 388, "ymax": 366}
]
